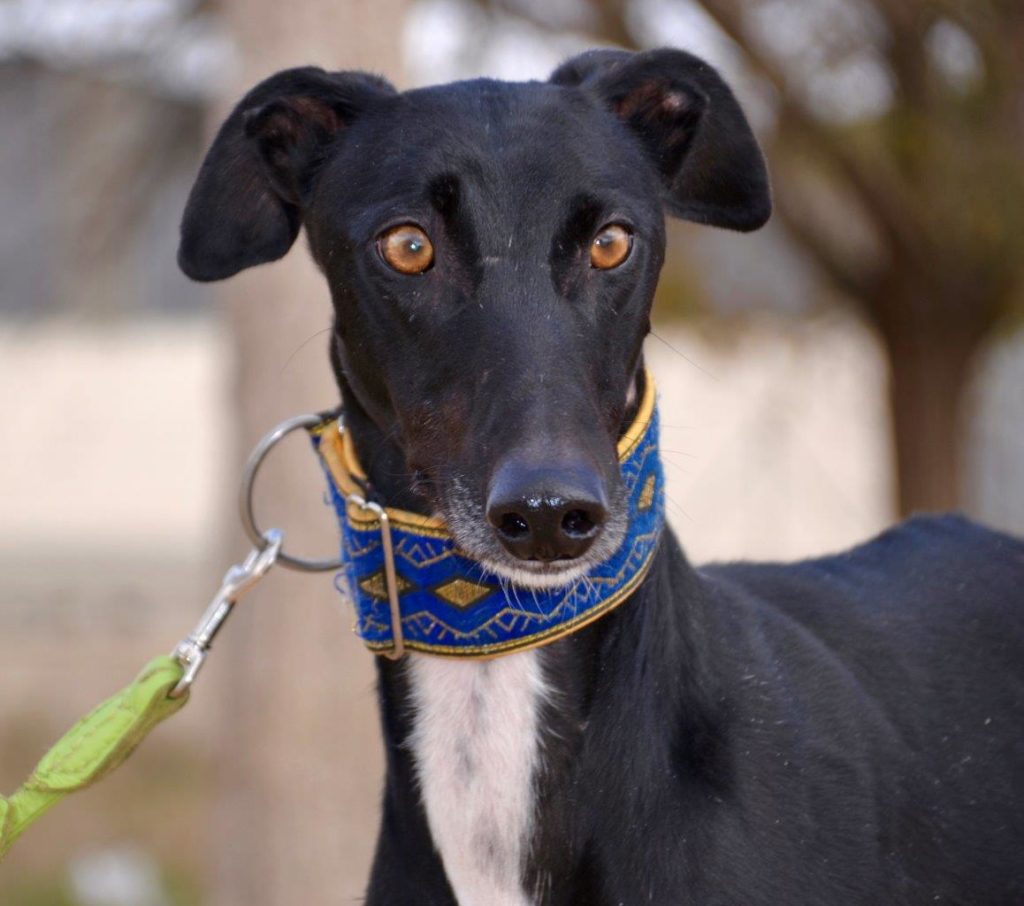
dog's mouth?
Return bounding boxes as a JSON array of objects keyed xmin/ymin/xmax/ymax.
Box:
[{"xmin": 473, "ymin": 548, "xmax": 621, "ymax": 590}]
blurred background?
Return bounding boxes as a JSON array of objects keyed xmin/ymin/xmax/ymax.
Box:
[{"xmin": 1, "ymin": 0, "xmax": 1021, "ymax": 902}]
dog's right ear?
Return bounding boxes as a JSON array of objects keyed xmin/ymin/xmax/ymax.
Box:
[
  {"xmin": 552, "ymin": 48, "xmax": 771, "ymax": 232},
  {"xmin": 178, "ymin": 67, "xmax": 396, "ymax": 282}
]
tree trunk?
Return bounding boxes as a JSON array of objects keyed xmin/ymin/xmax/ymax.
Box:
[
  {"xmin": 208, "ymin": 5, "xmax": 406, "ymax": 905},
  {"xmin": 880, "ymin": 314, "xmax": 982, "ymax": 516}
]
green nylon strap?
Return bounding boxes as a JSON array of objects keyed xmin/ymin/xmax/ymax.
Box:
[{"xmin": 0, "ymin": 655, "xmax": 188, "ymax": 862}]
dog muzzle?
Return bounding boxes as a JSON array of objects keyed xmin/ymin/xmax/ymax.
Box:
[{"xmin": 311, "ymin": 373, "xmax": 665, "ymax": 659}]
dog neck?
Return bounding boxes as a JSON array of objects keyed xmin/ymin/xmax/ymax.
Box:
[
  {"xmin": 334, "ymin": 367, "xmax": 718, "ymax": 903},
  {"xmin": 521, "ymin": 536, "xmax": 718, "ymax": 899}
]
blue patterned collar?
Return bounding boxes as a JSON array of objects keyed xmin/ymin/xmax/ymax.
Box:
[{"xmin": 312, "ymin": 374, "xmax": 665, "ymax": 659}]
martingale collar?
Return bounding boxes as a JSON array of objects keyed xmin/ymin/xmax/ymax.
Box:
[{"xmin": 312, "ymin": 373, "xmax": 665, "ymax": 659}]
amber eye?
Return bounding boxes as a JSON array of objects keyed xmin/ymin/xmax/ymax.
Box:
[
  {"xmin": 378, "ymin": 224, "xmax": 434, "ymax": 274},
  {"xmin": 590, "ymin": 224, "xmax": 633, "ymax": 270}
]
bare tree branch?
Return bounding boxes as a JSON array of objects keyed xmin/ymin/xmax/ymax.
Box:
[{"xmin": 697, "ymin": 0, "xmax": 938, "ymax": 274}]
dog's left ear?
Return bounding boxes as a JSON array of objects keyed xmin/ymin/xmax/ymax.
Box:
[{"xmin": 552, "ymin": 48, "xmax": 771, "ymax": 231}]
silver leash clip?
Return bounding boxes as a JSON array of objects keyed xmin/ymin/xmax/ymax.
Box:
[
  {"xmin": 169, "ymin": 411, "xmax": 354, "ymax": 698},
  {"xmin": 169, "ymin": 529, "xmax": 283, "ymax": 698}
]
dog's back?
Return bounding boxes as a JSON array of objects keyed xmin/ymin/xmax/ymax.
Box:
[{"xmin": 698, "ymin": 514, "xmax": 1024, "ymax": 903}]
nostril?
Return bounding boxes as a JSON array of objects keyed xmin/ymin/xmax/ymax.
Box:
[
  {"xmin": 497, "ymin": 511, "xmax": 531, "ymax": 540},
  {"xmin": 561, "ymin": 508, "xmax": 598, "ymax": 538},
  {"xmin": 487, "ymin": 456, "xmax": 610, "ymax": 561}
]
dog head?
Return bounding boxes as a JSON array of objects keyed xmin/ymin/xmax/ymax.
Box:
[{"xmin": 178, "ymin": 48, "xmax": 770, "ymax": 588}]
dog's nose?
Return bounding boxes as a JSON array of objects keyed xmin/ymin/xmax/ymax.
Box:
[{"xmin": 486, "ymin": 458, "xmax": 608, "ymax": 562}]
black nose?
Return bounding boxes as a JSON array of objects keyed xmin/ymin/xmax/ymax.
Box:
[{"xmin": 486, "ymin": 457, "xmax": 608, "ymax": 562}]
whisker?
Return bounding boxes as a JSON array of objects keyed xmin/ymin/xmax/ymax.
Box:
[
  {"xmin": 280, "ymin": 327, "xmax": 333, "ymax": 375},
  {"xmin": 664, "ymin": 492, "xmax": 694, "ymax": 523},
  {"xmin": 649, "ymin": 330, "xmax": 717, "ymax": 381}
]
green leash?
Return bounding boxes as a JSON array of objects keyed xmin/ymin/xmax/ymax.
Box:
[
  {"xmin": 0, "ymin": 656, "xmax": 188, "ymax": 861},
  {"xmin": 0, "ymin": 530, "xmax": 285, "ymax": 863}
]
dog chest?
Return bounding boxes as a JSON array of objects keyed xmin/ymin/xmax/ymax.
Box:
[{"xmin": 407, "ymin": 651, "xmax": 548, "ymax": 906}]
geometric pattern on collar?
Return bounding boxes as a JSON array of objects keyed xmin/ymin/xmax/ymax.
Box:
[{"xmin": 312, "ymin": 372, "xmax": 665, "ymax": 659}]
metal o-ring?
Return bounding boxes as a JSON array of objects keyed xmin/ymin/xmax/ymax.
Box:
[{"xmin": 238, "ymin": 413, "xmax": 344, "ymax": 572}]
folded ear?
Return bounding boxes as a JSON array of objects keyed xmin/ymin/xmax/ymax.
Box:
[
  {"xmin": 551, "ymin": 48, "xmax": 771, "ymax": 232},
  {"xmin": 178, "ymin": 67, "xmax": 396, "ymax": 282}
]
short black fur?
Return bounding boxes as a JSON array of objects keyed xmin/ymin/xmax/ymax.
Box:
[{"xmin": 178, "ymin": 47, "xmax": 1024, "ymax": 905}]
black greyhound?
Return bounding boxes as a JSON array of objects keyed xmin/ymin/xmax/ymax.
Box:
[{"xmin": 178, "ymin": 48, "xmax": 1024, "ymax": 905}]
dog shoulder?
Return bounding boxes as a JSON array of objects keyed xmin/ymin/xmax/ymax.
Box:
[{"xmin": 697, "ymin": 514, "xmax": 1024, "ymax": 694}]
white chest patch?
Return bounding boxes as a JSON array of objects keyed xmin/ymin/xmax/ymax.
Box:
[{"xmin": 408, "ymin": 650, "xmax": 547, "ymax": 906}]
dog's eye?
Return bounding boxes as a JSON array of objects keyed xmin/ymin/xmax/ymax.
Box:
[
  {"xmin": 378, "ymin": 224, "xmax": 434, "ymax": 275},
  {"xmin": 590, "ymin": 224, "xmax": 633, "ymax": 270}
]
